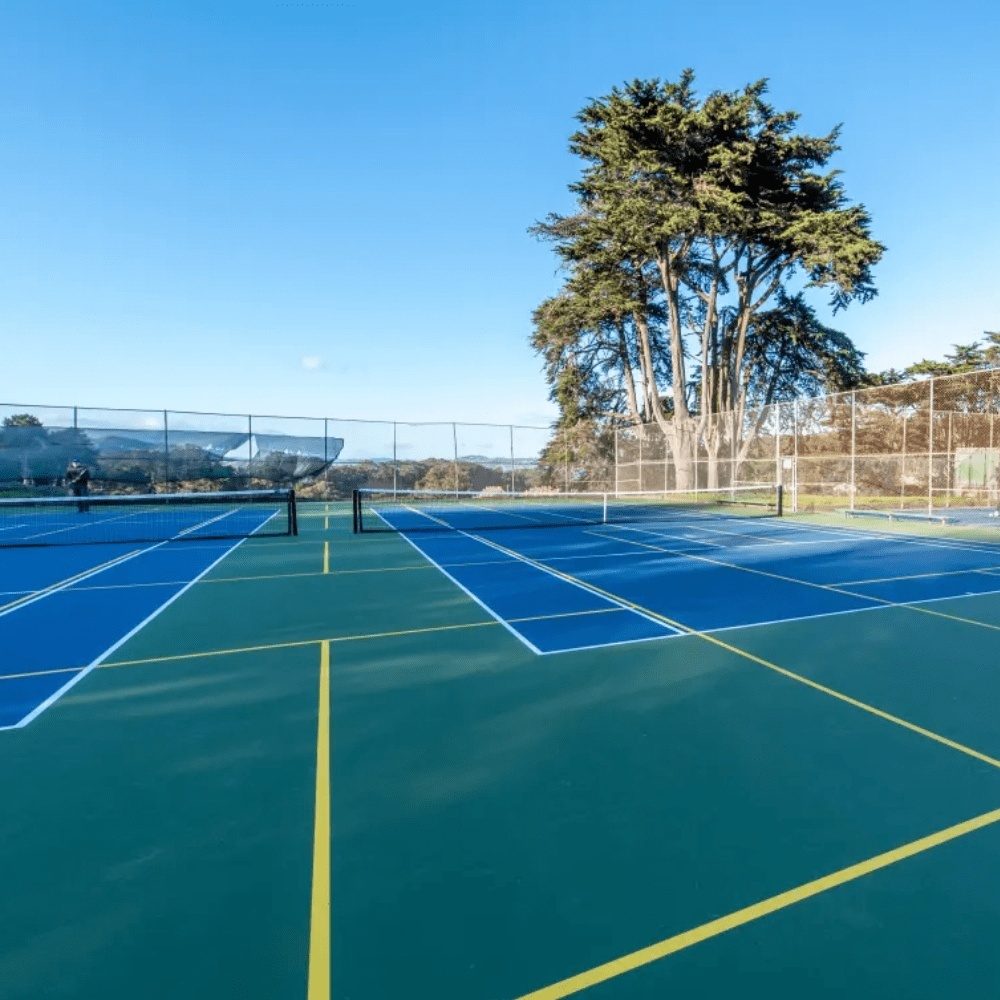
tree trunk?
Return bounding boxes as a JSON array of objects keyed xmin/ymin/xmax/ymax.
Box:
[{"xmin": 615, "ymin": 319, "xmax": 642, "ymax": 425}]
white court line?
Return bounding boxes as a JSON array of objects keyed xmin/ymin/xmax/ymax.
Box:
[
  {"xmin": 776, "ymin": 514, "xmax": 1000, "ymax": 555},
  {"xmin": 18, "ymin": 507, "xmax": 165, "ymax": 543},
  {"xmin": 638, "ymin": 514, "xmax": 1000, "ymax": 563},
  {"xmin": 382, "ymin": 506, "xmax": 681, "ymax": 653},
  {"xmin": 537, "ymin": 631, "xmax": 683, "ymax": 656},
  {"xmin": 374, "ymin": 508, "xmax": 544, "ymax": 655},
  {"xmin": 0, "ymin": 506, "xmax": 256, "ymax": 619},
  {"xmin": 0, "ymin": 548, "xmax": 151, "ymax": 620},
  {"xmin": 536, "ymin": 574, "xmax": 1000, "ymax": 656},
  {"xmin": 443, "ymin": 521, "xmax": 682, "ymax": 638},
  {"xmin": 3, "ymin": 536, "xmax": 255, "ymax": 731},
  {"xmin": 1, "ymin": 507, "xmax": 280, "ymax": 730},
  {"xmin": 377, "ymin": 504, "xmax": 1000, "ymax": 656},
  {"xmin": 465, "ymin": 528, "xmax": 680, "ymax": 632}
]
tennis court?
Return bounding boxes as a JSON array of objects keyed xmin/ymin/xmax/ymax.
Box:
[{"xmin": 5, "ymin": 486, "xmax": 1000, "ymax": 998}]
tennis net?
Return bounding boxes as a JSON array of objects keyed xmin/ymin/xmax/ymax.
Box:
[
  {"xmin": 0, "ymin": 488, "xmax": 298, "ymax": 548},
  {"xmin": 353, "ymin": 484, "xmax": 782, "ymax": 533}
]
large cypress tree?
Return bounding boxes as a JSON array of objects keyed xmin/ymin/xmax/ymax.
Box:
[{"xmin": 533, "ymin": 71, "xmax": 884, "ymax": 487}]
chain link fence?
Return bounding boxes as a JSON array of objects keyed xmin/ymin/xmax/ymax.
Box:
[
  {"xmin": 612, "ymin": 368, "xmax": 1000, "ymax": 514},
  {"xmin": 7, "ymin": 367, "xmax": 995, "ymax": 511},
  {"xmin": 0, "ymin": 403, "xmax": 578, "ymax": 501}
]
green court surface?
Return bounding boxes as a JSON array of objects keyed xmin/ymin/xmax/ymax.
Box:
[{"xmin": 5, "ymin": 502, "xmax": 1000, "ymax": 998}]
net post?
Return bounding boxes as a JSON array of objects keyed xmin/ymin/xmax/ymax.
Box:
[
  {"xmin": 289, "ymin": 489, "xmax": 299, "ymax": 536},
  {"xmin": 602, "ymin": 492, "xmax": 608, "ymax": 524},
  {"xmin": 352, "ymin": 489, "xmax": 360, "ymax": 533},
  {"xmin": 776, "ymin": 483, "xmax": 783, "ymax": 517}
]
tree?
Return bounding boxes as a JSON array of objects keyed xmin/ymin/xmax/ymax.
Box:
[
  {"xmin": 415, "ymin": 461, "xmax": 472, "ymax": 491},
  {"xmin": 876, "ymin": 332, "xmax": 1000, "ymax": 383},
  {"xmin": 2, "ymin": 414, "xmax": 43, "ymax": 428},
  {"xmin": 532, "ymin": 71, "xmax": 884, "ymax": 487}
]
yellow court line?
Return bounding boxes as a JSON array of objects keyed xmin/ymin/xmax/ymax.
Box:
[
  {"xmin": 99, "ymin": 621, "xmax": 498, "ymax": 669},
  {"xmin": 106, "ymin": 637, "xmax": 322, "ymax": 668},
  {"xmin": 599, "ymin": 525, "xmax": 1000, "ymax": 636},
  {"xmin": 0, "ymin": 563, "xmax": 440, "ymax": 600},
  {"xmin": 0, "ymin": 547, "xmax": 141, "ymax": 615},
  {"xmin": 0, "ymin": 606, "xmax": 635, "ymax": 685},
  {"xmin": 323, "ymin": 541, "xmax": 330, "ymax": 575},
  {"xmin": 476, "ymin": 533, "xmax": 1000, "ymax": 772},
  {"xmin": 205, "ymin": 565, "xmax": 433, "ymax": 583},
  {"xmin": 324, "ymin": 516, "xmax": 329, "ymax": 530},
  {"xmin": 515, "ymin": 804, "xmax": 1000, "ymax": 999},
  {"xmin": 308, "ymin": 641, "xmax": 331, "ymax": 1000}
]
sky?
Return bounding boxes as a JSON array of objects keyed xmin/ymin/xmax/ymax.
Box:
[{"xmin": 1, "ymin": 0, "xmax": 998, "ymax": 427}]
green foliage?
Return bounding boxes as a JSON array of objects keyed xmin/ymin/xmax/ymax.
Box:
[
  {"xmin": 742, "ymin": 292, "xmax": 869, "ymax": 401},
  {"xmin": 0, "ymin": 421, "xmax": 98, "ymax": 485},
  {"xmin": 531, "ymin": 70, "xmax": 884, "ymax": 452},
  {"xmin": 415, "ymin": 462, "xmax": 473, "ymax": 491},
  {"xmin": 318, "ymin": 460, "xmax": 519, "ymax": 500},
  {"xmin": 876, "ymin": 333, "xmax": 1000, "ymax": 383},
  {"xmin": 535, "ymin": 420, "xmax": 615, "ymax": 491}
]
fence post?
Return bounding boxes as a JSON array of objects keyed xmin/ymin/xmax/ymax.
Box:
[
  {"xmin": 564, "ymin": 427, "xmax": 570, "ymax": 492},
  {"xmin": 928, "ymin": 378, "xmax": 935, "ymax": 514},
  {"xmin": 453, "ymin": 422, "xmax": 459, "ymax": 493},
  {"xmin": 792, "ymin": 399, "xmax": 799, "ymax": 513},
  {"xmin": 392, "ymin": 422, "xmax": 398, "ymax": 496},
  {"xmin": 248, "ymin": 415, "xmax": 254, "ymax": 482},
  {"xmin": 775, "ymin": 403, "xmax": 781, "ymax": 488},
  {"xmin": 946, "ymin": 411, "xmax": 953, "ymax": 505},
  {"xmin": 638, "ymin": 427, "xmax": 643, "ymax": 492},
  {"xmin": 510, "ymin": 425, "xmax": 515, "ymax": 493},
  {"xmin": 323, "ymin": 418, "xmax": 329, "ymax": 501},
  {"xmin": 665, "ymin": 424, "xmax": 670, "ymax": 493},
  {"xmin": 900, "ymin": 416, "xmax": 908, "ymax": 510},
  {"xmin": 850, "ymin": 391, "xmax": 857, "ymax": 511},
  {"xmin": 163, "ymin": 410, "xmax": 170, "ymax": 488},
  {"xmin": 983, "ymin": 410, "xmax": 1000, "ymax": 503},
  {"xmin": 730, "ymin": 411, "xmax": 737, "ymax": 494}
]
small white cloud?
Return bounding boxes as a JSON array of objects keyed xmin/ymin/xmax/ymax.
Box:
[{"xmin": 300, "ymin": 355, "xmax": 325, "ymax": 370}]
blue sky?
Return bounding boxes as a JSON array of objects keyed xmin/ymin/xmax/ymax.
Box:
[{"xmin": 1, "ymin": 0, "xmax": 997, "ymax": 425}]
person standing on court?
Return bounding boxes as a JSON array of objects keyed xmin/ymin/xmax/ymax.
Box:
[{"xmin": 66, "ymin": 459, "xmax": 91, "ymax": 512}]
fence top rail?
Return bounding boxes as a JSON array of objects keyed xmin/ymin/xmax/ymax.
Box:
[{"xmin": 0, "ymin": 402, "xmax": 552, "ymax": 432}]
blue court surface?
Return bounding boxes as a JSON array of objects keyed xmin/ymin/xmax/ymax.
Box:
[
  {"xmin": 0, "ymin": 505, "xmax": 280, "ymax": 729},
  {"xmin": 379, "ymin": 508, "xmax": 1000, "ymax": 655}
]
